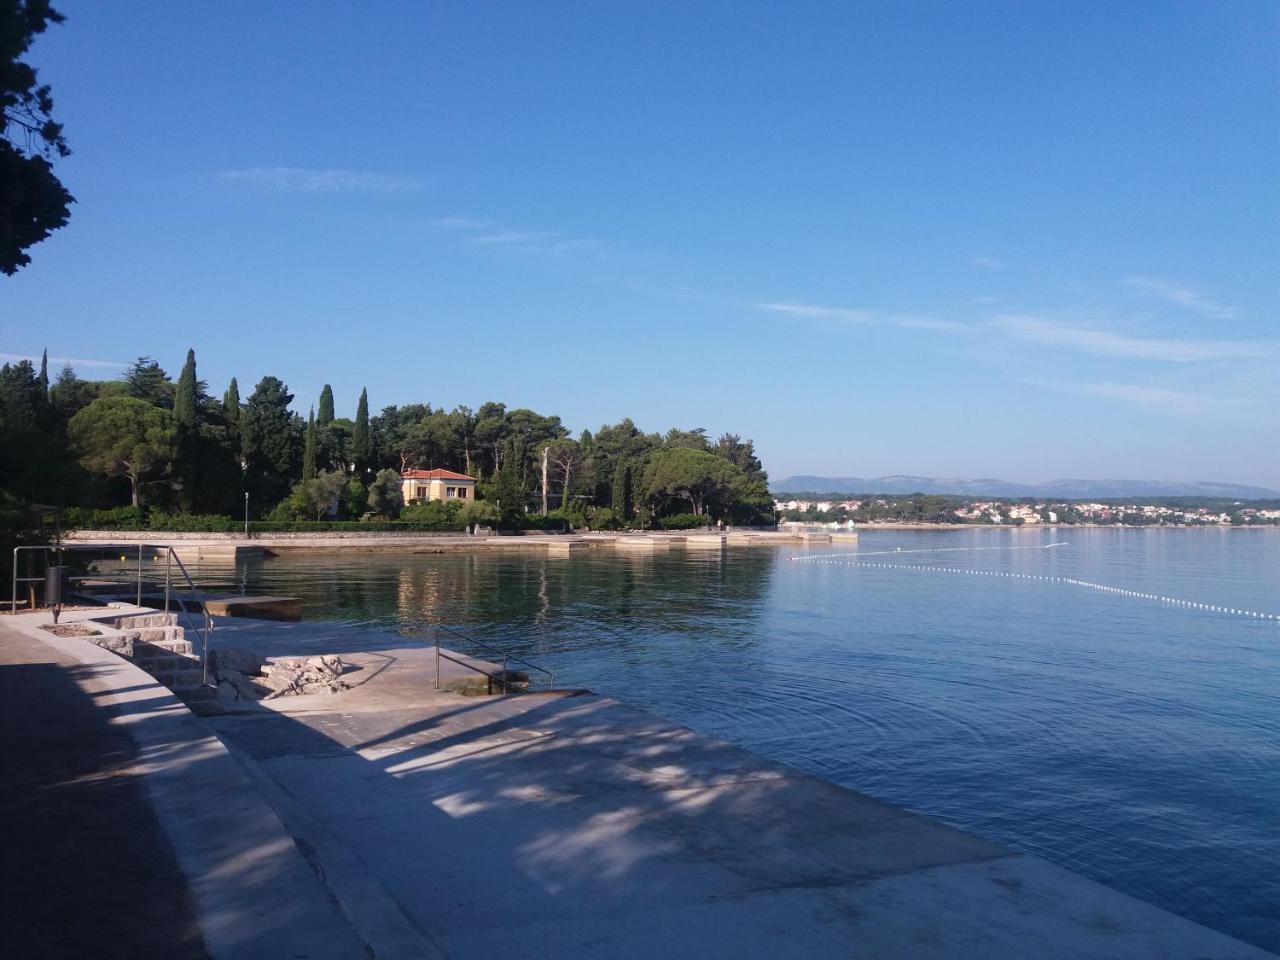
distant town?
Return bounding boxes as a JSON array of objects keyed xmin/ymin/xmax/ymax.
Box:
[{"xmin": 774, "ymin": 495, "xmax": 1280, "ymax": 527}]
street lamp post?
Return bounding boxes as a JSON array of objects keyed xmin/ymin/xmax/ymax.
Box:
[{"xmin": 244, "ymin": 491, "xmax": 250, "ymax": 538}]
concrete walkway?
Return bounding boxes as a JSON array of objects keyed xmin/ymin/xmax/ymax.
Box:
[
  {"xmin": 0, "ymin": 617, "xmax": 371, "ymax": 960},
  {"xmin": 0, "ymin": 624, "xmax": 209, "ymax": 959},
  {"xmin": 204, "ymin": 639, "xmax": 1273, "ymax": 959}
]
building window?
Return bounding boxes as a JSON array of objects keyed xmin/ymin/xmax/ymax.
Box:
[
  {"xmin": 417, "ymin": 486, "xmax": 429, "ymax": 500},
  {"xmin": 446, "ymin": 487, "xmax": 457, "ymax": 498},
  {"xmin": 458, "ymin": 487, "xmax": 468, "ymax": 499}
]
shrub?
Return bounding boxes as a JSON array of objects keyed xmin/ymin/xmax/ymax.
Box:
[
  {"xmin": 586, "ymin": 506, "xmax": 621, "ymax": 530},
  {"xmin": 521, "ymin": 514, "xmax": 570, "ymax": 532},
  {"xmin": 146, "ymin": 513, "xmax": 236, "ymax": 532},
  {"xmin": 401, "ymin": 499, "xmax": 464, "ymax": 524},
  {"xmin": 657, "ymin": 512, "xmax": 711, "ymax": 530},
  {"xmin": 245, "ymin": 520, "xmax": 468, "ymax": 533},
  {"xmin": 61, "ymin": 505, "xmax": 146, "ymax": 530}
]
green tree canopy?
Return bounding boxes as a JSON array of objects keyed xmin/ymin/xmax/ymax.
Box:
[
  {"xmin": 641, "ymin": 447, "xmax": 745, "ymax": 518},
  {"xmin": 68, "ymin": 396, "xmax": 177, "ymax": 507}
]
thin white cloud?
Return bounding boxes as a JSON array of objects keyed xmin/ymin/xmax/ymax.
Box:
[
  {"xmin": 432, "ymin": 216, "xmax": 492, "ymax": 229},
  {"xmin": 753, "ymin": 301, "xmax": 876, "ymax": 324},
  {"xmin": 0, "ymin": 352, "xmax": 126, "ymax": 369},
  {"xmin": 891, "ymin": 315, "xmax": 971, "ymax": 333},
  {"xmin": 991, "ymin": 314, "xmax": 1273, "ymax": 362},
  {"xmin": 471, "ymin": 229, "xmax": 561, "ymax": 246},
  {"xmin": 432, "ymin": 216, "xmax": 601, "ymax": 258},
  {"xmin": 1018, "ymin": 378, "xmax": 1236, "ymax": 416},
  {"xmin": 753, "ymin": 302, "xmax": 970, "ymax": 333},
  {"xmin": 218, "ymin": 167, "xmax": 420, "ymax": 193},
  {"xmin": 968, "ymin": 256, "xmax": 1006, "ymax": 270},
  {"xmin": 1126, "ymin": 276, "xmax": 1238, "ymax": 321}
]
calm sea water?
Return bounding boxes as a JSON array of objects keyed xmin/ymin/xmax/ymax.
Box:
[{"xmin": 205, "ymin": 528, "xmax": 1279, "ymax": 950}]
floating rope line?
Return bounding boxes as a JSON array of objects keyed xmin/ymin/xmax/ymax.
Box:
[
  {"xmin": 790, "ymin": 542, "xmax": 1070, "ymax": 562},
  {"xmin": 789, "ymin": 558, "xmax": 1280, "ymax": 622}
]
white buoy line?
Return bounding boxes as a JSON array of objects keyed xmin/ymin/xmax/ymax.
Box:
[
  {"xmin": 790, "ymin": 542, "xmax": 1070, "ymax": 561},
  {"xmin": 790, "ymin": 558, "xmax": 1280, "ymax": 622}
]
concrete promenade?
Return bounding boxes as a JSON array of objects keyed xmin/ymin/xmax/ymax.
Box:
[
  {"xmin": 205, "ymin": 624, "xmax": 1269, "ymax": 959},
  {"xmin": 0, "ymin": 617, "xmax": 370, "ymax": 959},
  {"xmin": 61, "ymin": 527, "xmax": 856, "ymax": 562},
  {"xmin": 2, "ymin": 609, "xmax": 1273, "ymax": 958}
]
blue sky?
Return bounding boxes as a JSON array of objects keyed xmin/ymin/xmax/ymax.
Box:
[{"xmin": 2, "ymin": 1, "xmax": 1277, "ymax": 485}]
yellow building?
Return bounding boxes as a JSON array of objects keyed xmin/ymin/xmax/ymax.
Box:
[{"xmin": 401, "ymin": 468, "xmax": 477, "ymax": 504}]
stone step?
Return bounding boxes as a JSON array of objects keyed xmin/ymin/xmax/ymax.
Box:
[
  {"xmin": 124, "ymin": 626, "xmax": 187, "ymax": 644},
  {"xmin": 132, "ymin": 638, "xmax": 194, "ymax": 658},
  {"xmin": 110, "ymin": 612, "xmax": 179, "ymax": 629},
  {"xmin": 153, "ymin": 668, "xmax": 207, "ymax": 689},
  {"xmin": 134, "ymin": 654, "xmax": 201, "ymax": 675}
]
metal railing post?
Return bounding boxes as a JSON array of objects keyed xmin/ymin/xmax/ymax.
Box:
[
  {"xmin": 164, "ymin": 552, "xmax": 172, "ymax": 613},
  {"xmin": 502, "ymin": 654, "xmax": 509, "ymax": 694},
  {"xmin": 11, "ymin": 547, "xmax": 18, "ymax": 612},
  {"xmin": 434, "ymin": 626, "xmax": 441, "ymax": 690},
  {"xmin": 136, "ymin": 545, "xmax": 143, "ymax": 606}
]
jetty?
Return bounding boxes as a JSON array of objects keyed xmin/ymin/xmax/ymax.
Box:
[{"xmin": 0, "ymin": 603, "xmax": 1270, "ymax": 959}]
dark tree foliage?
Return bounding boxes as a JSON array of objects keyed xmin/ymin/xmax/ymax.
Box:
[
  {"xmin": 125, "ymin": 356, "xmax": 172, "ymax": 408},
  {"xmin": 48, "ymin": 362, "xmax": 92, "ymax": 419},
  {"xmin": 1, "ymin": 347, "xmax": 777, "ymax": 528},
  {"xmin": 222, "ymin": 377, "xmax": 240, "ymax": 422},
  {"xmin": 317, "ymin": 384, "xmax": 334, "ymax": 425},
  {"xmin": 352, "ymin": 387, "xmax": 370, "ymax": 472},
  {"xmin": 302, "ymin": 407, "xmax": 317, "ymax": 483},
  {"xmin": 1, "ymin": 0, "xmax": 74, "ymax": 274},
  {"xmin": 240, "ymin": 376, "xmax": 296, "ymax": 513},
  {"xmin": 173, "ymin": 348, "xmax": 197, "ymax": 429}
]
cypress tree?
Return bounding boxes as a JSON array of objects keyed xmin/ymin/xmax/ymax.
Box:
[
  {"xmin": 223, "ymin": 378, "xmax": 241, "ymax": 424},
  {"xmin": 317, "ymin": 384, "xmax": 335, "ymax": 425},
  {"xmin": 302, "ymin": 407, "xmax": 317, "ymax": 482},
  {"xmin": 612, "ymin": 460, "xmax": 632, "ymax": 520},
  {"xmin": 37, "ymin": 349, "xmax": 48, "ymax": 399},
  {"xmin": 174, "ymin": 348, "xmax": 198, "ymax": 429},
  {"xmin": 352, "ymin": 387, "xmax": 370, "ymax": 470}
]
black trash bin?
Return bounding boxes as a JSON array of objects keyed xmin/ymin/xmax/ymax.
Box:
[{"xmin": 45, "ymin": 565, "xmax": 69, "ymax": 621}]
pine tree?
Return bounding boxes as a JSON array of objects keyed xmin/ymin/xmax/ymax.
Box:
[
  {"xmin": 317, "ymin": 384, "xmax": 335, "ymax": 425},
  {"xmin": 174, "ymin": 348, "xmax": 198, "ymax": 429},
  {"xmin": 302, "ymin": 407, "xmax": 317, "ymax": 483},
  {"xmin": 352, "ymin": 387, "xmax": 370, "ymax": 471}
]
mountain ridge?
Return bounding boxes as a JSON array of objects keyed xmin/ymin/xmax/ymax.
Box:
[{"xmin": 772, "ymin": 475, "xmax": 1280, "ymax": 499}]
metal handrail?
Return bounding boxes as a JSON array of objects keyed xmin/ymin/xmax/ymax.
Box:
[
  {"xmin": 430, "ymin": 622, "xmax": 555, "ymax": 694},
  {"xmin": 11, "ymin": 543, "xmax": 215, "ymax": 686}
]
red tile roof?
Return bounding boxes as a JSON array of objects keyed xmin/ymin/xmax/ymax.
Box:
[{"xmin": 402, "ymin": 468, "xmax": 477, "ymax": 482}]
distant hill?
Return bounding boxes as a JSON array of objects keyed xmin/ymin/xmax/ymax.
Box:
[{"xmin": 772, "ymin": 475, "xmax": 1280, "ymax": 500}]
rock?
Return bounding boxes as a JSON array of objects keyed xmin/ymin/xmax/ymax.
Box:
[
  {"xmin": 215, "ymin": 670, "xmax": 263, "ymax": 702},
  {"xmin": 258, "ymin": 655, "xmax": 349, "ymax": 699},
  {"xmin": 210, "ymin": 647, "xmax": 265, "ymax": 676}
]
